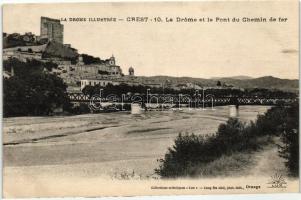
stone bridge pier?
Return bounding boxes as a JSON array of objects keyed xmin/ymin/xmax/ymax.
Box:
[{"xmin": 229, "ymin": 97, "xmax": 239, "ymax": 118}]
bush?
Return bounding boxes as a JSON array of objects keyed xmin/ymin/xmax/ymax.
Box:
[
  {"xmin": 155, "ymin": 133, "xmax": 213, "ymax": 178},
  {"xmin": 253, "ymin": 106, "xmax": 286, "ymax": 136},
  {"xmin": 279, "ymin": 128, "xmax": 299, "ymax": 176},
  {"xmin": 155, "ymin": 103, "xmax": 299, "ymax": 178},
  {"xmin": 69, "ymin": 103, "xmax": 91, "ymax": 115},
  {"xmin": 250, "ymin": 102, "xmax": 299, "ymax": 176},
  {"xmin": 278, "ymin": 102, "xmax": 299, "ymax": 177},
  {"xmin": 155, "ymin": 118, "xmax": 261, "ymax": 178},
  {"xmin": 214, "ymin": 118, "xmax": 249, "ymax": 153}
]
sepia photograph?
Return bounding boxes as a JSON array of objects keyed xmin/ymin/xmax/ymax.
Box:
[{"xmin": 2, "ymin": 1, "xmax": 300, "ymax": 197}]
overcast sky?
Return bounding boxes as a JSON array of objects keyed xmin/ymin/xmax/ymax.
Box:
[{"xmin": 3, "ymin": 1, "xmax": 299, "ymax": 79}]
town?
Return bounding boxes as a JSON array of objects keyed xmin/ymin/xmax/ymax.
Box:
[
  {"xmin": 2, "ymin": 9, "xmax": 299, "ymax": 200},
  {"xmin": 3, "ymin": 16, "xmax": 298, "ymax": 115},
  {"xmin": 2, "ymin": 2, "xmax": 299, "ymax": 197},
  {"xmin": 3, "ymin": 17, "xmax": 242, "ymax": 95}
]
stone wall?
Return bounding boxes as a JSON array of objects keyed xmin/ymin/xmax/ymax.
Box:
[{"xmin": 3, "ymin": 51, "xmax": 42, "ymax": 62}]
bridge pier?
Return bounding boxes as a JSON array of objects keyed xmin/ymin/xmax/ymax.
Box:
[
  {"xmin": 131, "ymin": 103, "xmax": 142, "ymax": 114},
  {"xmin": 229, "ymin": 105, "xmax": 239, "ymax": 118}
]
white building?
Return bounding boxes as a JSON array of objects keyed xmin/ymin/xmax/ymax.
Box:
[{"xmin": 81, "ymin": 79, "xmax": 114, "ymax": 90}]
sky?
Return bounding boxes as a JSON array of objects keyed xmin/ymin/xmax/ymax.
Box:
[{"xmin": 3, "ymin": 1, "xmax": 299, "ymax": 79}]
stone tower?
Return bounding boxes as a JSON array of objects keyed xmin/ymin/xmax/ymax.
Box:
[
  {"xmin": 129, "ymin": 66, "xmax": 134, "ymax": 76},
  {"xmin": 109, "ymin": 55, "xmax": 115, "ymax": 65},
  {"xmin": 40, "ymin": 17, "xmax": 64, "ymax": 43}
]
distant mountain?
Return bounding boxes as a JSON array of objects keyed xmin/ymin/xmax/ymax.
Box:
[
  {"xmin": 220, "ymin": 76, "xmax": 298, "ymax": 92},
  {"xmin": 140, "ymin": 75, "xmax": 298, "ymax": 92},
  {"xmin": 211, "ymin": 75, "xmax": 253, "ymax": 80}
]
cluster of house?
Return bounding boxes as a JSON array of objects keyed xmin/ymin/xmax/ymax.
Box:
[
  {"xmin": 3, "ymin": 17, "xmax": 138, "ymax": 91},
  {"xmin": 4, "ymin": 16, "xmax": 236, "ymax": 93}
]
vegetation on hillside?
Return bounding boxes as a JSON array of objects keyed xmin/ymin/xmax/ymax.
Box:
[
  {"xmin": 81, "ymin": 54, "xmax": 103, "ymax": 65},
  {"xmin": 3, "ymin": 58, "xmax": 71, "ymax": 117},
  {"xmin": 155, "ymin": 103, "xmax": 299, "ymax": 178},
  {"xmin": 42, "ymin": 41, "xmax": 78, "ymax": 62},
  {"xmin": 3, "ymin": 32, "xmax": 43, "ymax": 48}
]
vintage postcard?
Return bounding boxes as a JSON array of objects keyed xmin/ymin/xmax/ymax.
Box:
[{"xmin": 2, "ymin": 1, "xmax": 299, "ymax": 198}]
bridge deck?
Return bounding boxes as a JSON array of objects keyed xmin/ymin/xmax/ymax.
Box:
[{"xmin": 67, "ymin": 93, "xmax": 297, "ymax": 106}]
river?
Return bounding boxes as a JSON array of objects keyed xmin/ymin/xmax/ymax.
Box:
[{"xmin": 3, "ymin": 105, "xmax": 270, "ymax": 179}]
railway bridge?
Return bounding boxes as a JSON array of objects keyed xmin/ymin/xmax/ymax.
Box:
[{"xmin": 67, "ymin": 92, "xmax": 297, "ymax": 107}]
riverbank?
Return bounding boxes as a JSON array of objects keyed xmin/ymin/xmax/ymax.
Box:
[
  {"xmin": 186, "ymin": 136, "xmax": 287, "ymax": 178},
  {"xmin": 4, "ymin": 106, "xmax": 269, "ymax": 176}
]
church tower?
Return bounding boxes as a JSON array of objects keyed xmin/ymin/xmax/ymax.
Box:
[
  {"xmin": 129, "ymin": 66, "xmax": 134, "ymax": 76},
  {"xmin": 109, "ymin": 54, "xmax": 115, "ymax": 65}
]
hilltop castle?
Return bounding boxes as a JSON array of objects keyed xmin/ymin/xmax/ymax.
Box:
[
  {"xmin": 2, "ymin": 17, "xmax": 207, "ymax": 92},
  {"xmin": 3, "ymin": 16, "xmax": 131, "ymax": 90},
  {"xmin": 39, "ymin": 17, "xmax": 64, "ymax": 44}
]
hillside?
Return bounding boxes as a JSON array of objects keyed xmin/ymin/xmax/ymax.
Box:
[
  {"xmin": 211, "ymin": 76, "xmax": 253, "ymax": 80},
  {"xmin": 43, "ymin": 41, "xmax": 78, "ymax": 60},
  {"xmin": 140, "ymin": 75, "xmax": 298, "ymax": 92},
  {"xmin": 218, "ymin": 76, "xmax": 298, "ymax": 92}
]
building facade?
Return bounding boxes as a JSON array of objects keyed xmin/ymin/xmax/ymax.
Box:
[{"xmin": 80, "ymin": 79, "xmax": 114, "ymax": 90}]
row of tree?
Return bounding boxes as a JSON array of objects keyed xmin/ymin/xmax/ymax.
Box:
[{"xmin": 82, "ymin": 83, "xmax": 297, "ymax": 99}]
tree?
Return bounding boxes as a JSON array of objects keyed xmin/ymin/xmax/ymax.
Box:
[
  {"xmin": 278, "ymin": 102, "xmax": 299, "ymax": 177},
  {"xmin": 81, "ymin": 54, "xmax": 102, "ymax": 65},
  {"xmin": 3, "ymin": 57, "xmax": 58, "ymax": 77},
  {"xmin": 216, "ymin": 80, "xmax": 222, "ymax": 87},
  {"xmin": 82, "ymin": 85, "xmax": 96, "ymax": 97},
  {"xmin": 3, "ymin": 59, "xmax": 70, "ymax": 117}
]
